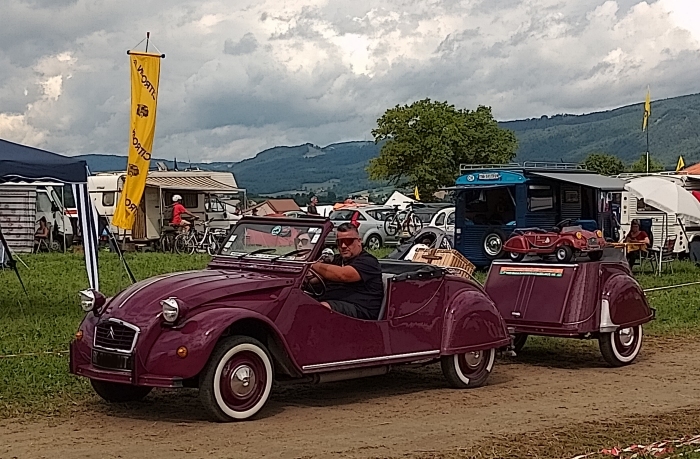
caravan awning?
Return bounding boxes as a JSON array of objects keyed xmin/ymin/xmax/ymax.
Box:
[
  {"xmin": 145, "ymin": 175, "xmax": 240, "ymax": 193},
  {"xmin": 530, "ymin": 172, "xmax": 627, "ymax": 191}
]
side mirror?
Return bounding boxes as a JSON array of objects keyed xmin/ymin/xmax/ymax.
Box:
[
  {"xmin": 320, "ymin": 248, "xmax": 334, "ymax": 263},
  {"xmin": 223, "ymin": 211, "xmax": 228, "ymax": 219}
]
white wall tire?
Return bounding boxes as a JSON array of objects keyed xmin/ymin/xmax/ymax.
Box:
[
  {"xmin": 599, "ymin": 325, "xmax": 643, "ymax": 367},
  {"xmin": 199, "ymin": 336, "xmax": 273, "ymax": 421},
  {"xmin": 441, "ymin": 348, "xmax": 496, "ymax": 388}
]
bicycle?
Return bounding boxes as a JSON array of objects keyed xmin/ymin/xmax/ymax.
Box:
[
  {"xmin": 174, "ymin": 218, "xmax": 221, "ymax": 255},
  {"xmin": 384, "ymin": 203, "xmax": 423, "ymax": 237}
]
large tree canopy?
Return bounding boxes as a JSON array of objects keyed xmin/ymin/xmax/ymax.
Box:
[
  {"xmin": 581, "ymin": 152, "xmax": 626, "ymax": 176},
  {"xmin": 367, "ymin": 99, "xmax": 518, "ymax": 200}
]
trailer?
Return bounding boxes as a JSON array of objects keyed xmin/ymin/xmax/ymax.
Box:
[
  {"xmin": 88, "ymin": 170, "xmax": 246, "ymax": 244},
  {"xmin": 449, "ymin": 163, "xmax": 626, "ymax": 268}
]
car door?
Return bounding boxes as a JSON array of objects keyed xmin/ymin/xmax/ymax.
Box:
[
  {"xmin": 275, "ymin": 289, "xmax": 391, "ymax": 371},
  {"xmin": 385, "ymin": 275, "xmax": 445, "ymax": 355}
]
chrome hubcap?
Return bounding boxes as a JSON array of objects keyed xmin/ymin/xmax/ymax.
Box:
[
  {"xmin": 485, "ymin": 236, "xmax": 502, "ymax": 256},
  {"xmin": 464, "ymin": 351, "xmax": 483, "ymax": 369},
  {"xmin": 230, "ymin": 364, "xmax": 256, "ymax": 397},
  {"xmin": 618, "ymin": 327, "xmax": 635, "ymax": 347}
]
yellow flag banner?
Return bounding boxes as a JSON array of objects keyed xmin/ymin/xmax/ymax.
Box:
[
  {"xmin": 414, "ymin": 186, "xmax": 420, "ymax": 201},
  {"xmin": 113, "ymin": 52, "xmax": 162, "ymax": 230},
  {"xmin": 677, "ymin": 156, "xmax": 685, "ymax": 172},
  {"xmin": 642, "ymin": 88, "xmax": 651, "ymax": 131}
]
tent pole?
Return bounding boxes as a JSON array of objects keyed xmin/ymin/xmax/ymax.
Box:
[{"xmin": 61, "ymin": 186, "xmax": 66, "ymax": 253}]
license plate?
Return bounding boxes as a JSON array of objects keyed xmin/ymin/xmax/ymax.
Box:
[{"xmin": 92, "ymin": 349, "xmax": 132, "ymax": 371}]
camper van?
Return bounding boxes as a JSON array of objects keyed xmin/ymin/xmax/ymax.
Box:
[
  {"xmin": 88, "ymin": 170, "xmax": 246, "ymax": 244},
  {"xmin": 0, "ymin": 182, "xmax": 74, "ymax": 252},
  {"xmin": 614, "ymin": 172, "xmax": 700, "ymax": 255}
]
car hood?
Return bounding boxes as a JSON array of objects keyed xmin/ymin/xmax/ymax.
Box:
[{"xmin": 101, "ymin": 269, "xmax": 294, "ymax": 324}]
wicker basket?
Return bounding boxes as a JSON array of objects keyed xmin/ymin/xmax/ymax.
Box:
[{"xmin": 412, "ymin": 248, "xmax": 476, "ymax": 278}]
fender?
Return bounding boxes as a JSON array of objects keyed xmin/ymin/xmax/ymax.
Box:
[
  {"xmin": 143, "ymin": 308, "xmax": 300, "ymax": 379},
  {"xmin": 601, "ymin": 272, "xmax": 654, "ymax": 331},
  {"xmin": 441, "ymin": 287, "xmax": 510, "ymax": 355}
]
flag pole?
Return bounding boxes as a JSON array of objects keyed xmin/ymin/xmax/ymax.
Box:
[{"xmin": 646, "ymin": 123, "xmax": 650, "ymax": 174}]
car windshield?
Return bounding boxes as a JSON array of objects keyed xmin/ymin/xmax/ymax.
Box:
[{"xmin": 219, "ymin": 222, "xmax": 324, "ymax": 260}]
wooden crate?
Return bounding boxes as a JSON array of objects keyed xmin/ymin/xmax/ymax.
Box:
[{"xmin": 412, "ymin": 248, "xmax": 476, "ymax": 278}]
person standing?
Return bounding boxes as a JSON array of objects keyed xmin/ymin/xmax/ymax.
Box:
[{"xmin": 307, "ymin": 196, "xmax": 319, "ymax": 215}]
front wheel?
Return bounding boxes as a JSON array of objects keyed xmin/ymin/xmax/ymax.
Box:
[
  {"xmin": 588, "ymin": 250, "xmax": 604, "ymax": 261},
  {"xmin": 199, "ymin": 336, "xmax": 274, "ymax": 421},
  {"xmin": 441, "ymin": 348, "xmax": 496, "ymax": 389},
  {"xmin": 206, "ymin": 234, "xmax": 220, "ymax": 256},
  {"xmin": 406, "ymin": 214, "xmax": 423, "ymax": 236},
  {"xmin": 90, "ymin": 379, "xmax": 152, "ymax": 402},
  {"xmin": 599, "ymin": 325, "xmax": 643, "ymax": 367}
]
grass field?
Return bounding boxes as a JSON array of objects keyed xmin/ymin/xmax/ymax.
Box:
[{"xmin": 1, "ymin": 251, "xmax": 699, "ymax": 417}]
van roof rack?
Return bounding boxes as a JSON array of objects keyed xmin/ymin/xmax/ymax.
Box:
[{"xmin": 459, "ymin": 162, "xmax": 584, "ymax": 174}]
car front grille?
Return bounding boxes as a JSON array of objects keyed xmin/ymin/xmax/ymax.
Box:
[
  {"xmin": 588, "ymin": 238, "xmax": 599, "ymax": 245},
  {"xmin": 94, "ymin": 321, "xmax": 138, "ymax": 352}
]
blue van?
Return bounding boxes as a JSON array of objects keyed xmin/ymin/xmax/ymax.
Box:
[{"xmin": 450, "ymin": 163, "xmax": 626, "ymax": 267}]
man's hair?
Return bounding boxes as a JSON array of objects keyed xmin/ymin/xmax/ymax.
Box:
[{"xmin": 337, "ymin": 222, "xmax": 359, "ymax": 235}]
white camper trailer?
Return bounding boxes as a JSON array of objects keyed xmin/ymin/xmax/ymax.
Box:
[
  {"xmin": 88, "ymin": 170, "xmax": 246, "ymax": 244},
  {"xmin": 614, "ymin": 172, "xmax": 700, "ymax": 255}
]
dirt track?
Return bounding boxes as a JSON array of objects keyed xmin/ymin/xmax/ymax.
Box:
[{"xmin": 3, "ymin": 337, "xmax": 700, "ymax": 459}]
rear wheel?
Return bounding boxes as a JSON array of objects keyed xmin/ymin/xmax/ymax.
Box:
[
  {"xmin": 599, "ymin": 325, "xmax": 643, "ymax": 367},
  {"xmin": 441, "ymin": 348, "xmax": 496, "ymax": 389},
  {"xmin": 483, "ymin": 228, "xmax": 506, "ymax": 260},
  {"xmin": 555, "ymin": 245, "xmax": 573, "ymax": 263},
  {"xmin": 508, "ymin": 251, "xmax": 525, "ymax": 262},
  {"xmin": 90, "ymin": 380, "xmax": 152, "ymax": 402},
  {"xmin": 365, "ymin": 234, "xmax": 382, "ymax": 251},
  {"xmin": 199, "ymin": 336, "xmax": 273, "ymax": 421},
  {"xmin": 174, "ymin": 233, "xmax": 194, "ymax": 255},
  {"xmin": 206, "ymin": 234, "xmax": 220, "ymax": 256},
  {"xmin": 384, "ymin": 215, "xmax": 400, "ymax": 236},
  {"xmin": 406, "ymin": 214, "xmax": 423, "ymax": 236}
]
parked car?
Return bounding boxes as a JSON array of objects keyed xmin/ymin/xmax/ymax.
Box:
[
  {"xmin": 70, "ymin": 216, "xmax": 510, "ymax": 421},
  {"xmin": 429, "ymin": 207, "xmax": 455, "ymax": 235},
  {"xmin": 326, "ymin": 206, "xmax": 399, "ymax": 250},
  {"xmin": 503, "ymin": 219, "xmax": 606, "ymax": 263}
]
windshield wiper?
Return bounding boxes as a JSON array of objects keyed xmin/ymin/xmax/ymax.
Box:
[
  {"xmin": 270, "ymin": 248, "xmax": 311, "ymax": 261},
  {"xmin": 236, "ymin": 248, "xmax": 277, "ymax": 259}
]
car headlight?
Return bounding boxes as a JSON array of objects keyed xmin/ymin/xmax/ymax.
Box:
[
  {"xmin": 575, "ymin": 232, "xmax": 583, "ymax": 239},
  {"xmin": 596, "ymin": 230, "xmax": 603, "ymax": 238},
  {"xmin": 79, "ymin": 289, "xmax": 106, "ymax": 313},
  {"xmin": 160, "ymin": 297, "xmax": 180, "ymax": 323}
]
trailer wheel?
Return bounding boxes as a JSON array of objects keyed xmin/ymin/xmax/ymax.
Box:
[
  {"xmin": 555, "ymin": 245, "xmax": 573, "ymax": 263},
  {"xmin": 512, "ymin": 334, "xmax": 528, "ymax": 353},
  {"xmin": 441, "ymin": 348, "xmax": 495, "ymax": 388},
  {"xmin": 599, "ymin": 325, "xmax": 643, "ymax": 367}
]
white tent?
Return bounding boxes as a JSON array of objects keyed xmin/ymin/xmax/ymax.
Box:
[{"xmin": 385, "ymin": 191, "xmax": 415, "ymax": 210}]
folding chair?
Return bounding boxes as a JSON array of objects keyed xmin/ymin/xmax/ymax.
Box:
[
  {"xmin": 636, "ymin": 219, "xmax": 654, "ymax": 273},
  {"xmin": 33, "ymin": 222, "xmax": 52, "ymax": 253},
  {"xmin": 650, "ymin": 235, "xmax": 677, "ymax": 275}
]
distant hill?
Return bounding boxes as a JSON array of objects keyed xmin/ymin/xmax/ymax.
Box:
[{"xmin": 79, "ymin": 92, "xmax": 700, "ymax": 195}]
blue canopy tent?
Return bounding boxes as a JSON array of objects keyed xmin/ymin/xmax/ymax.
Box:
[{"xmin": 0, "ymin": 138, "xmax": 99, "ymax": 290}]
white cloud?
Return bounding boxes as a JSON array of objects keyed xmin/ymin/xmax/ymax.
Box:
[{"xmin": 0, "ymin": 0, "xmax": 699, "ymax": 161}]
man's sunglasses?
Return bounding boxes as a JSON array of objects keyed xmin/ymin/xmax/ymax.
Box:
[{"xmin": 337, "ymin": 237, "xmax": 360, "ymax": 247}]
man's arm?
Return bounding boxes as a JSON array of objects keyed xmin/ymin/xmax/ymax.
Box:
[{"xmin": 311, "ymin": 262, "xmax": 361, "ymax": 283}]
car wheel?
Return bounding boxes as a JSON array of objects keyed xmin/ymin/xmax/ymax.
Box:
[
  {"xmin": 482, "ymin": 228, "xmax": 506, "ymax": 260},
  {"xmin": 599, "ymin": 325, "xmax": 643, "ymax": 367},
  {"xmin": 365, "ymin": 234, "xmax": 382, "ymax": 251},
  {"xmin": 441, "ymin": 348, "xmax": 496, "ymax": 389},
  {"xmin": 199, "ymin": 335, "xmax": 273, "ymax": 422},
  {"xmin": 588, "ymin": 250, "xmax": 604, "ymax": 261},
  {"xmin": 555, "ymin": 245, "xmax": 573, "ymax": 263},
  {"xmin": 90, "ymin": 379, "xmax": 152, "ymax": 403},
  {"xmin": 512, "ymin": 334, "xmax": 528, "ymax": 353},
  {"xmin": 508, "ymin": 251, "xmax": 525, "ymax": 262}
]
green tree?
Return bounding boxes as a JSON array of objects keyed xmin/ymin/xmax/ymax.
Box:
[
  {"xmin": 628, "ymin": 154, "xmax": 665, "ymax": 173},
  {"xmin": 581, "ymin": 153, "xmax": 625, "ymax": 176},
  {"xmin": 367, "ymin": 99, "xmax": 518, "ymax": 200}
]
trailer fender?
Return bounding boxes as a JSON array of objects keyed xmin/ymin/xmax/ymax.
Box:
[{"xmin": 601, "ymin": 273, "xmax": 654, "ymax": 332}]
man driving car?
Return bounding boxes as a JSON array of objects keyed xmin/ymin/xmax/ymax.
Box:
[{"xmin": 310, "ymin": 223, "xmax": 383, "ymax": 320}]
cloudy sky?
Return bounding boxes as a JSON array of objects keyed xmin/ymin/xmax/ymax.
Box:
[{"xmin": 1, "ymin": 0, "xmax": 699, "ymax": 162}]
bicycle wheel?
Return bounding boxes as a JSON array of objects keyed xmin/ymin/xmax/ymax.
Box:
[
  {"xmin": 384, "ymin": 215, "xmax": 400, "ymax": 236},
  {"xmin": 406, "ymin": 214, "xmax": 424, "ymax": 236},
  {"xmin": 206, "ymin": 234, "xmax": 219, "ymax": 256},
  {"xmin": 174, "ymin": 234, "xmax": 195, "ymax": 255}
]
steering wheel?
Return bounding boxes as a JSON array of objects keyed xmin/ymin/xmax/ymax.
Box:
[{"xmin": 303, "ymin": 268, "xmax": 326, "ymax": 297}]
